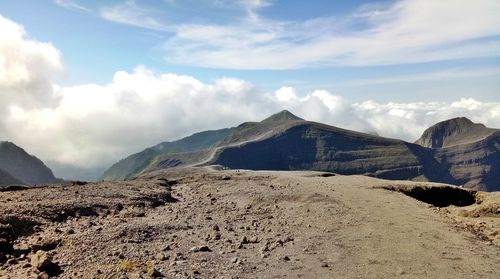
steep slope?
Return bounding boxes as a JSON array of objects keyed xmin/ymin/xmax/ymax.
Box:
[
  {"xmin": 415, "ymin": 118, "xmax": 500, "ymax": 191},
  {"xmin": 0, "ymin": 142, "xmax": 59, "ymax": 185},
  {"xmin": 101, "ymin": 128, "xmax": 233, "ymax": 180},
  {"xmin": 0, "ymin": 168, "xmax": 24, "ymax": 186}
]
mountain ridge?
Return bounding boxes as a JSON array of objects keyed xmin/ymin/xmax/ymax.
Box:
[{"xmin": 102, "ymin": 111, "xmax": 500, "ymax": 191}]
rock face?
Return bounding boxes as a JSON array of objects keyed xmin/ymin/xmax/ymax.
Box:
[
  {"xmin": 415, "ymin": 118, "xmax": 500, "ymax": 191},
  {"xmin": 0, "ymin": 142, "xmax": 59, "ymax": 185}
]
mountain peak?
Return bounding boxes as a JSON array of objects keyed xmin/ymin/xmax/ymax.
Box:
[
  {"xmin": 415, "ymin": 117, "xmax": 494, "ymax": 148},
  {"xmin": 261, "ymin": 110, "xmax": 303, "ymax": 123}
]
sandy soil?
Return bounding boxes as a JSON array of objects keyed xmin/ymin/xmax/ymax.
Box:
[{"xmin": 0, "ymin": 167, "xmax": 499, "ymax": 278}]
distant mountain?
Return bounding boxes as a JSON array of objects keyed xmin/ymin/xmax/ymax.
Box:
[
  {"xmin": 101, "ymin": 128, "xmax": 233, "ymax": 181},
  {"xmin": 0, "ymin": 141, "xmax": 59, "ymax": 185},
  {"xmin": 415, "ymin": 118, "xmax": 500, "ymax": 191},
  {"xmin": 0, "ymin": 168, "xmax": 24, "ymax": 186},
  {"xmin": 105, "ymin": 111, "xmax": 500, "ymax": 192}
]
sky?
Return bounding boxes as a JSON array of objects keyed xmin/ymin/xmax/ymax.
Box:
[{"xmin": 0, "ymin": 0, "xmax": 499, "ymax": 179}]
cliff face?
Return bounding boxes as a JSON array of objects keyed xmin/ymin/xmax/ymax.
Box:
[{"xmin": 0, "ymin": 142, "xmax": 59, "ymax": 185}]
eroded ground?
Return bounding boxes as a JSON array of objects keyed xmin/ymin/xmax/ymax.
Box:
[{"xmin": 1, "ymin": 167, "xmax": 499, "ymax": 278}]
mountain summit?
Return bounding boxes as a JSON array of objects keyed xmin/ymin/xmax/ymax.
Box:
[{"xmin": 261, "ymin": 110, "xmax": 304, "ymax": 123}]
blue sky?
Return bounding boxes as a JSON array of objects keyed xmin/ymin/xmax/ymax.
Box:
[
  {"xmin": 1, "ymin": 0, "xmax": 499, "ymax": 103},
  {"xmin": 1, "ymin": 0, "xmax": 500, "ymax": 178}
]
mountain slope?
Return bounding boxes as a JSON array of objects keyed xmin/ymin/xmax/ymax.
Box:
[
  {"xmin": 415, "ymin": 118, "xmax": 500, "ymax": 191},
  {"xmin": 0, "ymin": 168, "xmax": 24, "ymax": 186},
  {"xmin": 0, "ymin": 141, "xmax": 59, "ymax": 185},
  {"xmin": 101, "ymin": 128, "xmax": 233, "ymax": 180}
]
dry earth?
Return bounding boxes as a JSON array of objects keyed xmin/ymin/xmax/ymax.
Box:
[{"xmin": 0, "ymin": 167, "xmax": 499, "ymax": 278}]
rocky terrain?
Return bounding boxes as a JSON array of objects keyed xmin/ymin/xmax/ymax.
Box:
[
  {"xmin": 104, "ymin": 111, "xmax": 499, "ymax": 191},
  {"xmin": 0, "ymin": 142, "xmax": 60, "ymax": 186},
  {"xmin": 0, "ymin": 167, "xmax": 499, "ymax": 278}
]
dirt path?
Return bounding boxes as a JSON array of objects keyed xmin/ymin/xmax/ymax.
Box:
[{"xmin": 0, "ymin": 169, "xmax": 499, "ymax": 278}]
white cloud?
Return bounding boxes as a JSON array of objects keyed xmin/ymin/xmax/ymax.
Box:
[
  {"xmin": 340, "ymin": 67, "xmax": 500, "ymax": 87},
  {"xmin": 54, "ymin": 0, "xmax": 90, "ymax": 12},
  {"xmin": 1, "ymin": 13, "xmax": 500, "ymax": 177},
  {"xmin": 163, "ymin": 0, "xmax": 500, "ymax": 69},
  {"xmin": 99, "ymin": 0, "xmax": 168, "ymax": 31},
  {"xmin": 0, "ymin": 15, "xmax": 63, "ymax": 112}
]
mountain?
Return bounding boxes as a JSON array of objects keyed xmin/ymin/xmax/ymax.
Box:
[
  {"xmin": 0, "ymin": 141, "xmax": 59, "ymax": 185},
  {"xmin": 101, "ymin": 128, "xmax": 233, "ymax": 180},
  {"xmin": 106, "ymin": 111, "xmax": 499, "ymax": 191},
  {"xmin": 415, "ymin": 117, "xmax": 498, "ymax": 148},
  {"xmin": 0, "ymin": 168, "xmax": 24, "ymax": 186},
  {"xmin": 415, "ymin": 118, "xmax": 500, "ymax": 191},
  {"xmin": 142, "ymin": 110, "xmax": 448, "ymax": 182}
]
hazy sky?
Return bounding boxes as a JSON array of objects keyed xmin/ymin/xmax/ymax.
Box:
[{"xmin": 0, "ymin": 0, "xmax": 499, "ymax": 177}]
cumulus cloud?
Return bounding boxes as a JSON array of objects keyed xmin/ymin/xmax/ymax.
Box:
[{"xmin": 1, "ymin": 13, "xmax": 500, "ymax": 177}]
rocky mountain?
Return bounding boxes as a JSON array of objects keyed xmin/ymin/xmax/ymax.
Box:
[
  {"xmin": 0, "ymin": 141, "xmax": 59, "ymax": 185},
  {"xmin": 104, "ymin": 111, "xmax": 500, "ymax": 191},
  {"xmin": 415, "ymin": 118, "xmax": 500, "ymax": 191},
  {"xmin": 101, "ymin": 128, "xmax": 233, "ymax": 181}
]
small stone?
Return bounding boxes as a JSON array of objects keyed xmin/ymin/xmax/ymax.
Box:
[
  {"xmin": 231, "ymin": 257, "xmax": 239, "ymax": 264},
  {"xmin": 37, "ymin": 272, "xmax": 49, "ymax": 279},
  {"xmin": 31, "ymin": 251, "xmax": 51, "ymax": 270},
  {"xmin": 281, "ymin": 256, "xmax": 291, "ymax": 262},
  {"xmin": 249, "ymin": 236, "xmax": 259, "ymax": 243},
  {"xmin": 212, "ymin": 224, "xmax": 220, "ymax": 231},
  {"xmin": 190, "ymin": 245, "xmax": 211, "ymax": 252},
  {"xmin": 162, "ymin": 245, "xmax": 171, "ymax": 251},
  {"xmin": 147, "ymin": 267, "xmax": 163, "ymax": 278},
  {"xmin": 240, "ymin": 236, "xmax": 248, "ymax": 244}
]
